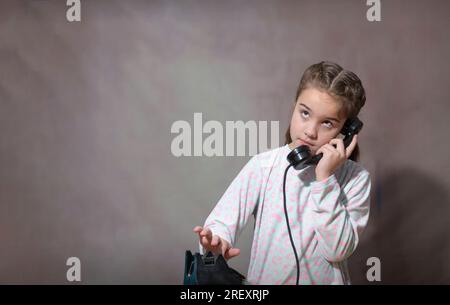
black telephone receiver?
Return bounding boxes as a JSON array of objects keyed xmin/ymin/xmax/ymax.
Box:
[{"xmin": 287, "ymin": 117, "xmax": 363, "ymax": 170}]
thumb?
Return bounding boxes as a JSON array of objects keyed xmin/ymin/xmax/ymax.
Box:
[{"xmin": 224, "ymin": 248, "xmax": 240, "ymax": 260}]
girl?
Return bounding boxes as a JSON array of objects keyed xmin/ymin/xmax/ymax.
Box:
[{"xmin": 193, "ymin": 61, "xmax": 371, "ymax": 285}]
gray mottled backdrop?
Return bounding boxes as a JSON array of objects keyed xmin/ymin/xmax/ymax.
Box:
[{"xmin": 1, "ymin": 0, "xmax": 449, "ymax": 284}]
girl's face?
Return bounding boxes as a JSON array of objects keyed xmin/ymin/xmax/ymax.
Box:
[{"xmin": 288, "ymin": 87, "xmax": 347, "ymax": 153}]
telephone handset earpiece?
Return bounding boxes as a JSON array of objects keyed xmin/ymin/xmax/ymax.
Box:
[{"xmin": 287, "ymin": 117, "xmax": 363, "ymax": 170}]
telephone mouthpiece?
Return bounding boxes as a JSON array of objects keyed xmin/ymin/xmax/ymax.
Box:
[{"xmin": 287, "ymin": 145, "xmax": 311, "ymax": 170}]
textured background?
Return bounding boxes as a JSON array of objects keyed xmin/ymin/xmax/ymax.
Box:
[{"xmin": 1, "ymin": 0, "xmax": 449, "ymax": 284}]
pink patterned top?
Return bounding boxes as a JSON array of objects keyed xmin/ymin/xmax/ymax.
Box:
[{"xmin": 200, "ymin": 144, "xmax": 371, "ymax": 285}]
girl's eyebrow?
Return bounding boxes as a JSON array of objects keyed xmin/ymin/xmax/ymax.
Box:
[{"xmin": 299, "ymin": 103, "xmax": 341, "ymax": 123}]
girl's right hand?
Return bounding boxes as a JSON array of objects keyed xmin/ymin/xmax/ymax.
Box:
[{"xmin": 193, "ymin": 226, "xmax": 240, "ymax": 261}]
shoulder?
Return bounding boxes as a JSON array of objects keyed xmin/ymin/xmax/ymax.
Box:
[{"xmin": 252, "ymin": 145, "xmax": 287, "ymax": 168}]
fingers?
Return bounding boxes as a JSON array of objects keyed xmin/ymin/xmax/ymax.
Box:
[
  {"xmin": 321, "ymin": 135, "xmax": 358, "ymax": 159},
  {"xmin": 331, "ymin": 135, "xmax": 358, "ymax": 157},
  {"xmin": 199, "ymin": 228, "xmax": 212, "ymax": 249},
  {"xmin": 193, "ymin": 226, "xmax": 222, "ymax": 254},
  {"xmin": 193, "ymin": 226, "xmax": 210, "ymax": 246},
  {"xmin": 211, "ymin": 235, "xmax": 221, "ymax": 247},
  {"xmin": 193, "ymin": 226, "xmax": 213, "ymax": 239},
  {"xmin": 328, "ymin": 138, "xmax": 345, "ymax": 156},
  {"xmin": 200, "ymin": 228, "xmax": 213, "ymax": 240},
  {"xmin": 315, "ymin": 145, "xmax": 325, "ymax": 155},
  {"xmin": 315, "ymin": 144, "xmax": 334, "ymax": 156},
  {"xmin": 194, "ymin": 226, "xmax": 210, "ymax": 245},
  {"xmin": 345, "ymin": 134, "xmax": 358, "ymax": 158},
  {"xmin": 224, "ymin": 248, "xmax": 241, "ymax": 260},
  {"xmin": 192, "ymin": 226, "xmax": 240, "ymax": 260}
]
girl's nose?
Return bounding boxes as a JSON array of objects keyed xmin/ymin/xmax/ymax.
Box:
[{"xmin": 304, "ymin": 126, "xmax": 317, "ymax": 139}]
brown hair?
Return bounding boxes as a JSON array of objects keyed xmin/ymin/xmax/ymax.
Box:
[{"xmin": 285, "ymin": 61, "xmax": 366, "ymax": 162}]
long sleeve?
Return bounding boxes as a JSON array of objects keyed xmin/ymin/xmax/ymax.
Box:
[
  {"xmin": 199, "ymin": 155, "xmax": 262, "ymax": 254},
  {"xmin": 309, "ymin": 164, "xmax": 371, "ymax": 263}
]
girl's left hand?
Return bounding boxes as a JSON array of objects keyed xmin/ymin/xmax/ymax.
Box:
[{"xmin": 314, "ymin": 134, "xmax": 358, "ymax": 181}]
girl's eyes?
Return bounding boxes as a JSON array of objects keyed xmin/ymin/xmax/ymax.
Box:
[
  {"xmin": 299, "ymin": 110, "xmax": 334, "ymax": 129},
  {"xmin": 323, "ymin": 121, "xmax": 333, "ymax": 129},
  {"xmin": 300, "ymin": 110, "xmax": 309, "ymax": 118}
]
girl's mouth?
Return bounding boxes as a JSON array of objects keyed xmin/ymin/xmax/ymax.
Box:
[{"xmin": 298, "ymin": 139, "xmax": 313, "ymax": 147}]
